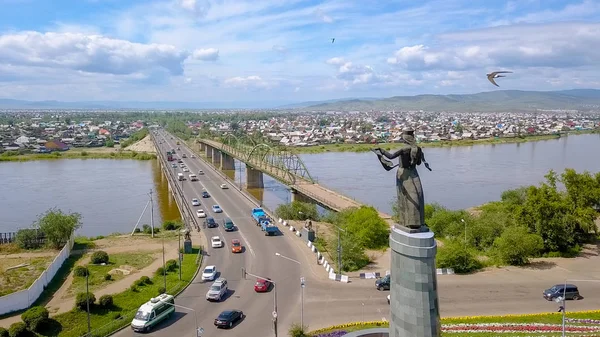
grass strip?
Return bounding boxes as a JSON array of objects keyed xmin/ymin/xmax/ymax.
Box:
[{"xmin": 0, "ymin": 151, "xmax": 156, "ymax": 162}]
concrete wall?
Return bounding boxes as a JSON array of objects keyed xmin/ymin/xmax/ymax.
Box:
[
  {"xmin": 0, "ymin": 235, "xmax": 75, "ymax": 315},
  {"xmin": 290, "ymin": 189, "xmax": 312, "ymax": 203}
]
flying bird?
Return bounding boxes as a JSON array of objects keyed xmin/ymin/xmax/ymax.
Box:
[
  {"xmin": 486, "ymin": 71, "xmax": 512, "ymax": 87},
  {"xmin": 331, "ymin": 38, "xmax": 335, "ymax": 43}
]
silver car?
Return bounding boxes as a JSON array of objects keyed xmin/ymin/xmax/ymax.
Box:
[{"xmin": 206, "ymin": 278, "xmax": 228, "ymax": 302}]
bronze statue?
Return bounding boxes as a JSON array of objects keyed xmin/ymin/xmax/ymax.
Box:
[
  {"xmin": 184, "ymin": 228, "xmax": 191, "ymax": 241},
  {"xmin": 372, "ymin": 129, "xmax": 432, "ymax": 230}
]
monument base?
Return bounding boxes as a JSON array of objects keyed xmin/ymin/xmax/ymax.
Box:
[
  {"xmin": 389, "ymin": 226, "xmax": 440, "ymax": 337},
  {"xmin": 183, "ymin": 240, "xmax": 193, "ymax": 254}
]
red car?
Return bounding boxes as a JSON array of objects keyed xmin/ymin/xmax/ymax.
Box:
[{"xmin": 254, "ymin": 278, "xmax": 272, "ymax": 292}]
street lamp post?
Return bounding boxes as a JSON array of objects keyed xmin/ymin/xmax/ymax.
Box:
[
  {"xmin": 558, "ymin": 279, "xmax": 600, "ymax": 337},
  {"xmin": 243, "ymin": 268, "xmax": 278, "ymax": 337},
  {"xmin": 86, "ymin": 271, "xmax": 91, "ymax": 336},
  {"xmin": 275, "ymin": 253, "xmax": 305, "ymax": 328},
  {"xmin": 333, "ymin": 225, "xmax": 346, "ymax": 274},
  {"xmin": 461, "ymin": 219, "xmax": 466, "ymax": 247},
  {"xmin": 159, "ymin": 301, "xmax": 203, "ymax": 336}
]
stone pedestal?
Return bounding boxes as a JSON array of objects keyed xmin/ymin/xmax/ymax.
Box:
[
  {"xmin": 183, "ymin": 239, "xmax": 193, "ymax": 254},
  {"xmin": 389, "ymin": 226, "xmax": 440, "ymax": 337}
]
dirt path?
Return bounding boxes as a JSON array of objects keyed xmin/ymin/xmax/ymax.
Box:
[{"xmin": 125, "ymin": 135, "xmax": 156, "ymax": 153}]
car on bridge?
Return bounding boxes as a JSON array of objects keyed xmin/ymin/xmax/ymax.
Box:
[
  {"xmin": 206, "ymin": 217, "xmax": 217, "ymax": 228},
  {"xmin": 220, "ymin": 184, "xmax": 228, "ymax": 189},
  {"xmin": 231, "ymin": 239, "xmax": 242, "ymax": 253},
  {"xmin": 191, "ymin": 198, "xmax": 200, "ymax": 206},
  {"xmin": 202, "ymin": 265, "xmax": 217, "ymax": 281},
  {"xmin": 214, "ymin": 310, "xmax": 244, "ymax": 329},
  {"xmin": 254, "ymin": 278, "xmax": 272, "ymax": 292},
  {"xmin": 211, "ymin": 236, "xmax": 224, "ymax": 248},
  {"xmin": 202, "ymin": 191, "xmax": 210, "ymax": 198},
  {"xmin": 212, "ymin": 205, "xmax": 223, "ymax": 213},
  {"xmin": 196, "ymin": 209, "xmax": 206, "ymax": 218}
]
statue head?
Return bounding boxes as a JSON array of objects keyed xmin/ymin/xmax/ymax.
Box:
[{"xmin": 402, "ymin": 128, "xmax": 416, "ymax": 144}]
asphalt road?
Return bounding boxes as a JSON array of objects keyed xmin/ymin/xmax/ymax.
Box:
[{"xmin": 113, "ymin": 131, "xmax": 304, "ymax": 337}]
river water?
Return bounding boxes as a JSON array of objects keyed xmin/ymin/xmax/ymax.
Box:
[
  {"xmin": 0, "ymin": 159, "xmax": 180, "ymax": 237},
  {"xmin": 1, "ymin": 134, "xmax": 599, "ymax": 237}
]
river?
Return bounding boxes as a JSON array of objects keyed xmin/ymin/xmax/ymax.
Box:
[
  {"xmin": 1, "ymin": 134, "xmax": 599, "ymax": 237},
  {"xmin": 0, "ymin": 159, "xmax": 180, "ymax": 237}
]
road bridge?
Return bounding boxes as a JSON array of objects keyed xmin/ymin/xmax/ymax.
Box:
[{"xmin": 194, "ymin": 137, "xmax": 392, "ymax": 221}]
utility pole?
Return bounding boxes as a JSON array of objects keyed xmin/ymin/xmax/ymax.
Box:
[
  {"xmin": 150, "ymin": 190, "xmax": 154, "ymax": 238},
  {"xmin": 300, "ymin": 277, "xmax": 305, "ymax": 328},
  {"xmin": 178, "ymin": 230, "xmax": 182, "ymax": 281},
  {"xmin": 86, "ymin": 271, "xmax": 91, "ymax": 336},
  {"xmin": 162, "ymin": 230, "xmax": 166, "ymax": 291},
  {"xmin": 336, "ymin": 226, "xmax": 345, "ymax": 274}
]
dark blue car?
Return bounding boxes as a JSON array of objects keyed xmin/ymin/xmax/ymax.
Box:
[{"xmin": 202, "ymin": 191, "xmax": 210, "ymax": 198}]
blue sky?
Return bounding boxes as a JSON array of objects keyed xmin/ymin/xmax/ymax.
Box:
[{"xmin": 0, "ymin": 0, "xmax": 599, "ymax": 103}]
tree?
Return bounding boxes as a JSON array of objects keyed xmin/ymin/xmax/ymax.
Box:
[
  {"xmin": 15, "ymin": 229, "xmax": 42, "ymax": 250},
  {"xmin": 328, "ymin": 233, "xmax": 370, "ymax": 272},
  {"xmin": 36, "ymin": 209, "xmax": 82, "ymax": 249},
  {"xmin": 492, "ymin": 227, "xmax": 543, "ymax": 266},
  {"xmin": 275, "ymin": 201, "xmax": 319, "ymax": 221},
  {"xmin": 75, "ymin": 292, "xmax": 96, "ymax": 311},
  {"xmin": 336, "ymin": 206, "xmax": 389, "ymax": 249},
  {"xmin": 436, "ymin": 240, "xmax": 482, "ymax": 274},
  {"xmin": 105, "ymin": 138, "xmax": 115, "ymax": 148}
]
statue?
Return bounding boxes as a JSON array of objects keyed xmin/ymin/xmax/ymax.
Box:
[
  {"xmin": 372, "ymin": 129, "xmax": 432, "ymax": 230},
  {"xmin": 184, "ymin": 228, "xmax": 191, "ymax": 241}
]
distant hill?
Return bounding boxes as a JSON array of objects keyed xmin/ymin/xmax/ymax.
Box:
[
  {"xmin": 301, "ymin": 89, "xmax": 600, "ymax": 112},
  {"xmin": 0, "ymin": 99, "xmax": 298, "ymax": 110}
]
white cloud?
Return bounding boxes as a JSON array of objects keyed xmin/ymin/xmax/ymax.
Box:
[
  {"xmin": 387, "ymin": 22, "xmax": 600, "ymax": 71},
  {"xmin": 191, "ymin": 48, "xmax": 219, "ymax": 61},
  {"xmin": 223, "ymin": 75, "xmax": 270, "ymax": 89},
  {"xmin": 314, "ymin": 8, "xmax": 333, "ymax": 23},
  {"xmin": 0, "ymin": 31, "xmax": 189, "ymax": 76}
]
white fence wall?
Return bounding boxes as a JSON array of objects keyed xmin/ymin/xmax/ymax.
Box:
[{"xmin": 0, "ymin": 235, "xmax": 75, "ymax": 315}]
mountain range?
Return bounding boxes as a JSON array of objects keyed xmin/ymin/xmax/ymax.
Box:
[{"xmin": 0, "ymin": 89, "xmax": 599, "ymax": 111}]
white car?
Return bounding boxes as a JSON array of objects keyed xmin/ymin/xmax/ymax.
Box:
[
  {"xmin": 198, "ymin": 170, "xmax": 204, "ymax": 175},
  {"xmin": 211, "ymin": 236, "xmax": 223, "ymax": 248},
  {"xmin": 191, "ymin": 198, "xmax": 200, "ymax": 206},
  {"xmin": 212, "ymin": 205, "xmax": 222, "ymax": 213},
  {"xmin": 220, "ymin": 184, "xmax": 228, "ymax": 189},
  {"xmin": 196, "ymin": 209, "xmax": 206, "ymax": 218},
  {"xmin": 183, "ymin": 167, "xmax": 190, "ymax": 172},
  {"xmin": 191, "ymin": 154, "xmax": 196, "ymax": 158},
  {"xmin": 202, "ymin": 265, "xmax": 217, "ymax": 281}
]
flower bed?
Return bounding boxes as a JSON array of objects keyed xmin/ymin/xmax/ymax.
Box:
[{"xmin": 443, "ymin": 323, "xmax": 600, "ymax": 333}]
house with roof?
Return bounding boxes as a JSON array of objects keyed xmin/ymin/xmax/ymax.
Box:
[{"xmin": 43, "ymin": 140, "xmax": 69, "ymax": 152}]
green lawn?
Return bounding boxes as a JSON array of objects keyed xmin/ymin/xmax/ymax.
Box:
[
  {"xmin": 67, "ymin": 252, "xmax": 156, "ymax": 295},
  {"xmin": 49, "ymin": 247, "xmax": 201, "ymax": 337}
]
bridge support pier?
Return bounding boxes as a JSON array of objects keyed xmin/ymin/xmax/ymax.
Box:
[
  {"xmin": 389, "ymin": 226, "xmax": 440, "ymax": 337},
  {"xmin": 221, "ymin": 153, "xmax": 235, "ymax": 170},
  {"xmin": 212, "ymin": 149, "xmax": 222, "ymax": 167},
  {"xmin": 200, "ymin": 143, "xmax": 206, "ymax": 152},
  {"xmin": 290, "ymin": 189, "xmax": 311, "ymax": 203},
  {"xmin": 206, "ymin": 145, "xmax": 213, "ymax": 160},
  {"xmin": 246, "ymin": 165, "xmax": 264, "ymax": 189}
]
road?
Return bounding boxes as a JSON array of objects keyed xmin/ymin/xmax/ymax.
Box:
[{"xmin": 114, "ymin": 131, "xmax": 304, "ymax": 337}]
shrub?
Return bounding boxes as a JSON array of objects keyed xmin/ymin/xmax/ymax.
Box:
[
  {"xmin": 275, "ymin": 201, "xmax": 319, "ymax": 221},
  {"xmin": 288, "ymin": 323, "xmax": 308, "ymax": 337},
  {"xmin": 130, "ymin": 284, "xmax": 138, "ymax": 292},
  {"xmin": 8, "ymin": 322, "xmax": 27, "ymax": 337},
  {"xmin": 99, "ymin": 294, "xmax": 113, "ymax": 307},
  {"xmin": 15, "ymin": 229, "xmax": 42, "ymax": 250},
  {"xmin": 158, "ymin": 287, "xmax": 166, "ymax": 295},
  {"xmin": 73, "ymin": 266, "xmax": 89, "ymax": 277},
  {"xmin": 155, "ymin": 267, "xmax": 166, "ymax": 276},
  {"xmin": 162, "ymin": 220, "xmax": 183, "ymax": 231},
  {"xmin": 437, "ymin": 240, "xmax": 482, "ymax": 274},
  {"xmin": 90, "ymin": 251, "xmax": 109, "ymax": 264},
  {"xmin": 142, "ymin": 224, "xmax": 159, "ymax": 234},
  {"xmin": 140, "ymin": 276, "xmax": 152, "ymax": 285},
  {"xmin": 104, "ymin": 274, "xmax": 112, "ymax": 281},
  {"xmin": 0, "ymin": 327, "xmax": 7, "ymax": 337},
  {"xmin": 165, "ymin": 259, "xmax": 178, "ymax": 272},
  {"xmin": 21, "ymin": 306, "xmax": 48, "ymax": 330},
  {"xmin": 111, "ymin": 312, "xmax": 122, "ymax": 320},
  {"xmin": 135, "ymin": 278, "xmax": 146, "ymax": 287},
  {"xmin": 75, "ymin": 292, "xmax": 96, "ymax": 311},
  {"xmin": 491, "ymin": 227, "xmax": 544, "ymax": 266}
]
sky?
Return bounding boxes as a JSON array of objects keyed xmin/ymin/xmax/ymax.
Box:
[{"xmin": 0, "ymin": 0, "xmax": 599, "ymax": 104}]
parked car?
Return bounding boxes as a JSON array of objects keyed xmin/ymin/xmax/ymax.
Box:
[
  {"xmin": 375, "ymin": 275, "xmax": 390, "ymax": 291},
  {"xmin": 206, "ymin": 278, "xmax": 228, "ymax": 302},
  {"xmin": 206, "ymin": 217, "xmax": 217, "ymax": 228},
  {"xmin": 254, "ymin": 278, "xmax": 272, "ymax": 292},
  {"xmin": 211, "ymin": 236, "xmax": 223, "ymax": 248},
  {"xmin": 214, "ymin": 310, "xmax": 244, "ymax": 329},
  {"xmin": 196, "ymin": 209, "xmax": 206, "ymax": 218},
  {"xmin": 191, "ymin": 198, "xmax": 200, "ymax": 206},
  {"xmin": 202, "ymin": 191, "xmax": 210, "ymax": 198},
  {"xmin": 202, "ymin": 265, "xmax": 217, "ymax": 281},
  {"xmin": 543, "ymin": 284, "xmax": 582, "ymax": 301},
  {"xmin": 220, "ymin": 184, "xmax": 228, "ymax": 189},
  {"xmin": 231, "ymin": 239, "xmax": 242, "ymax": 253},
  {"xmin": 212, "ymin": 205, "xmax": 223, "ymax": 213}
]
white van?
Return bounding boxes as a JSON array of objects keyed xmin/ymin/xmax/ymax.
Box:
[
  {"xmin": 131, "ymin": 294, "xmax": 175, "ymax": 332},
  {"xmin": 189, "ymin": 174, "xmax": 198, "ymax": 181},
  {"xmin": 178, "ymin": 172, "xmax": 184, "ymax": 181}
]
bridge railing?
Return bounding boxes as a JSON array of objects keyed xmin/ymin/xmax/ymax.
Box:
[{"xmin": 151, "ymin": 133, "xmax": 201, "ymax": 233}]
